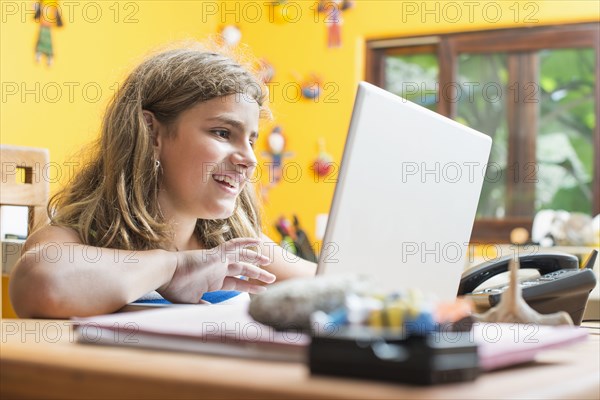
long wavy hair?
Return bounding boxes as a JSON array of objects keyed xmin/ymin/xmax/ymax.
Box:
[{"xmin": 49, "ymin": 44, "xmax": 268, "ymax": 250}]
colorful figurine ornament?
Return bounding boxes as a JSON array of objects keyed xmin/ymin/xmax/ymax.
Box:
[
  {"xmin": 34, "ymin": 0, "xmax": 63, "ymax": 66},
  {"xmin": 260, "ymin": 126, "xmax": 293, "ymax": 200},
  {"xmin": 301, "ymin": 74, "xmax": 322, "ymax": 100},
  {"xmin": 317, "ymin": 0, "xmax": 353, "ymax": 48},
  {"xmin": 312, "ymin": 138, "xmax": 334, "ymax": 178},
  {"xmin": 256, "ymin": 58, "xmax": 275, "ymax": 84},
  {"xmin": 218, "ymin": 25, "xmax": 242, "ymax": 47},
  {"xmin": 266, "ymin": 126, "xmax": 285, "ymax": 183},
  {"xmin": 293, "ymin": 72, "xmax": 323, "ymax": 101}
]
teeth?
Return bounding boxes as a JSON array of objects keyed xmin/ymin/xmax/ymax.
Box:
[{"xmin": 214, "ymin": 175, "xmax": 238, "ymax": 188}]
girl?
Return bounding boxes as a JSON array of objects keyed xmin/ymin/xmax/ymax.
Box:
[{"xmin": 10, "ymin": 45, "xmax": 316, "ymax": 318}]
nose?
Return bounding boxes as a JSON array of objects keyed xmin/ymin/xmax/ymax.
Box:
[{"xmin": 230, "ymin": 142, "xmax": 257, "ymax": 171}]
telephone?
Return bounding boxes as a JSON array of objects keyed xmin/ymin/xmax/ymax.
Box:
[{"xmin": 457, "ymin": 250, "xmax": 598, "ymax": 325}]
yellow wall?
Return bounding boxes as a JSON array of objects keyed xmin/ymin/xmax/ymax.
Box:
[
  {"xmin": 1, "ymin": 1, "xmax": 599, "ymax": 245},
  {"xmin": 1, "ymin": 1, "xmax": 219, "ymax": 180},
  {"xmin": 236, "ymin": 0, "xmax": 599, "ymax": 242}
]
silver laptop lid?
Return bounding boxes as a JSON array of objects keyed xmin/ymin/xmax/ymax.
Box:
[{"xmin": 317, "ymin": 82, "xmax": 492, "ymax": 301}]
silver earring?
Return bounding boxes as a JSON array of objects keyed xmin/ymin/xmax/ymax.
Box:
[{"xmin": 155, "ymin": 159, "xmax": 161, "ymax": 171}]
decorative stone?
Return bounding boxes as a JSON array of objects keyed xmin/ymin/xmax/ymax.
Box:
[{"xmin": 249, "ymin": 274, "xmax": 373, "ymax": 330}]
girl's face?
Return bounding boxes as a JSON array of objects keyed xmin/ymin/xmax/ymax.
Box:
[{"xmin": 156, "ymin": 94, "xmax": 259, "ymax": 221}]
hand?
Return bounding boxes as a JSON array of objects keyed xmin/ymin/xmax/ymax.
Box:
[{"xmin": 158, "ymin": 238, "xmax": 276, "ymax": 304}]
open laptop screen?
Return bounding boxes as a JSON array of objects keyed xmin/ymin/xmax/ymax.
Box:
[{"xmin": 317, "ymin": 82, "xmax": 492, "ymax": 301}]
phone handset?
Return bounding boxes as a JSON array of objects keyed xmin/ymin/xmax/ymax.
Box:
[
  {"xmin": 458, "ymin": 250, "xmax": 597, "ymax": 325},
  {"xmin": 457, "ymin": 252, "xmax": 580, "ymax": 296}
]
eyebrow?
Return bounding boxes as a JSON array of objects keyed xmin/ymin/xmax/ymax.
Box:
[{"xmin": 207, "ymin": 116, "xmax": 258, "ymax": 140}]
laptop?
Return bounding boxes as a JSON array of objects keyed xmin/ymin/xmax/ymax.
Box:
[{"xmin": 316, "ymin": 82, "xmax": 492, "ymax": 301}]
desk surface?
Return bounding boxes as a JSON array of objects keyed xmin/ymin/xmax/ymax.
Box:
[{"xmin": 1, "ymin": 319, "xmax": 599, "ymax": 399}]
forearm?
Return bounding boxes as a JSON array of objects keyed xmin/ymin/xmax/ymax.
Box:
[
  {"xmin": 10, "ymin": 243, "xmax": 177, "ymax": 318},
  {"xmin": 266, "ymin": 250, "xmax": 317, "ymax": 281},
  {"xmin": 260, "ymin": 235, "xmax": 317, "ymax": 281}
]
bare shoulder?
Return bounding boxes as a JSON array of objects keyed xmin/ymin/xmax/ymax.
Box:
[{"xmin": 23, "ymin": 225, "xmax": 82, "ymax": 252}]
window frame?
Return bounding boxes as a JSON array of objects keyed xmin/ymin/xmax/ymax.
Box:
[{"xmin": 366, "ymin": 23, "xmax": 600, "ymax": 243}]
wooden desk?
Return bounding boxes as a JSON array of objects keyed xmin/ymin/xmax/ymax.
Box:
[{"xmin": 1, "ymin": 320, "xmax": 599, "ymax": 399}]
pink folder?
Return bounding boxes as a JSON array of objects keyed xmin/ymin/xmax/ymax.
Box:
[
  {"xmin": 74, "ymin": 304, "xmax": 588, "ymax": 370},
  {"xmin": 471, "ymin": 322, "xmax": 588, "ymax": 371}
]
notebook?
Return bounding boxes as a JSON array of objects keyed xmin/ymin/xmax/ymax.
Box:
[
  {"xmin": 74, "ymin": 303, "xmax": 588, "ymax": 369},
  {"xmin": 317, "ymin": 82, "xmax": 493, "ymax": 301},
  {"xmin": 75, "ymin": 303, "xmax": 309, "ymax": 362}
]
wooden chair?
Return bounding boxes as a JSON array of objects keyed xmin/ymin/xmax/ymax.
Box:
[{"xmin": 1, "ymin": 145, "xmax": 50, "ymax": 318}]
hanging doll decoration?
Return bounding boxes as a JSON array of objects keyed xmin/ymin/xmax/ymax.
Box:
[
  {"xmin": 34, "ymin": 0, "xmax": 63, "ymax": 66},
  {"xmin": 301, "ymin": 74, "xmax": 322, "ymax": 100},
  {"xmin": 256, "ymin": 58, "xmax": 275, "ymax": 84},
  {"xmin": 218, "ymin": 25, "xmax": 242, "ymax": 47},
  {"xmin": 292, "ymin": 72, "xmax": 323, "ymax": 101},
  {"xmin": 261, "ymin": 126, "xmax": 294, "ymax": 200},
  {"xmin": 317, "ymin": 0, "xmax": 353, "ymax": 48},
  {"xmin": 312, "ymin": 138, "xmax": 334, "ymax": 179}
]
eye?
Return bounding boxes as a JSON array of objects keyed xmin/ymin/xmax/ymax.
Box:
[
  {"xmin": 249, "ymin": 134, "xmax": 258, "ymax": 149},
  {"xmin": 212, "ymin": 129, "xmax": 230, "ymax": 139}
]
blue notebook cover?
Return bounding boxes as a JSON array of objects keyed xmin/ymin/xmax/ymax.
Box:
[{"xmin": 134, "ymin": 290, "xmax": 241, "ymax": 305}]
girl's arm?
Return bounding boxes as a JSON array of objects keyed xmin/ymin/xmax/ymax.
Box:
[
  {"xmin": 258, "ymin": 234, "xmax": 317, "ymax": 281},
  {"xmin": 10, "ymin": 226, "xmax": 274, "ymax": 318},
  {"xmin": 10, "ymin": 225, "xmax": 178, "ymax": 318}
]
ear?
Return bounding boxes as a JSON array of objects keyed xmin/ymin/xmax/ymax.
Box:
[{"xmin": 142, "ymin": 110, "xmax": 162, "ymax": 150}]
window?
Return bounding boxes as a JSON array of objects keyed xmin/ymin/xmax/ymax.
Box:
[{"xmin": 366, "ymin": 24, "xmax": 599, "ymax": 242}]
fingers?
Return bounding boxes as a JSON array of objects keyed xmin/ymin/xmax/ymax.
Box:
[
  {"xmin": 227, "ymin": 262, "xmax": 276, "ymax": 284},
  {"xmin": 221, "ymin": 237, "xmax": 261, "ymax": 252},
  {"xmin": 237, "ymin": 249, "xmax": 271, "ymax": 266},
  {"xmin": 222, "ymin": 276, "xmax": 268, "ymax": 294},
  {"xmin": 219, "ymin": 237, "xmax": 271, "ymax": 266}
]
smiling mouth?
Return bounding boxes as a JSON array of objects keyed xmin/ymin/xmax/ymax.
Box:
[{"xmin": 212, "ymin": 174, "xmax": 240, "ymax": 190}]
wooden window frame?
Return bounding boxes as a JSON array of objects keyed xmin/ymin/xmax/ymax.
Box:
[{"xmin": 366, "ymin": 23, "xmax": 600, "ymax": 243}]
